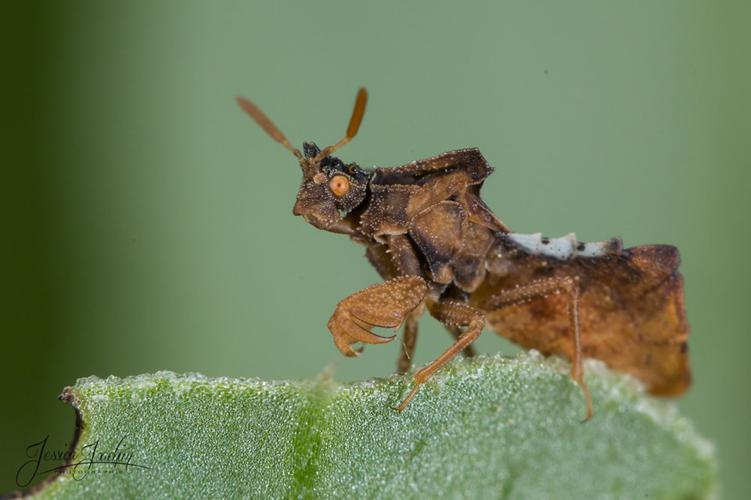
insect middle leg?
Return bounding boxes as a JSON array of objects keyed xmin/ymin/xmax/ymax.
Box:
[
  {"xmin": 446, "ymin": 325, "xmax": 477, "ymax": 358},
  {"xmin": 397, "ymin": 311, "xmax": 475, "ymax": 375},
  {"xmin": 488, "ymin": 276, "xmax": 593, "ymax": 420},
  {"xmin": 395, "ymin": 301, "xmax": 486, "ymax": 412},
  {"xmin": 397, "ymin": 307, "xmax": 423, "ymax": 375},
  {"xmin": 384, "ymin": 234, "xmax": 428, "ymax": 375}
]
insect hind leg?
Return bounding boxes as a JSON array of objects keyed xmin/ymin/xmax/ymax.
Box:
[{"xmin": 488, "ymin": 276, "xmax": 593, "ymax": 421}]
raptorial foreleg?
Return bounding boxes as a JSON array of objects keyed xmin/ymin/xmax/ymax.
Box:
[{"xmin": 328, "ymin": 276, "xmax": 428, "ymax": 357}]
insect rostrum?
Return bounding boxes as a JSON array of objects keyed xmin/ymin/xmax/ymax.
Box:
[{"xmin": 237, "ymin": 88, "xmax": 691, "ymax": 419}]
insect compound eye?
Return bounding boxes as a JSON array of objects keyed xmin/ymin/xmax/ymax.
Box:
[{"xmin": 328, "ymin": 175, "xmax": 351, "ymax": 197}]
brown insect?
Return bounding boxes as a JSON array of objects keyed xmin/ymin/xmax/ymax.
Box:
[{"xmin": 237, "ymin": 88, "xmax": 691, "ymax": 419}]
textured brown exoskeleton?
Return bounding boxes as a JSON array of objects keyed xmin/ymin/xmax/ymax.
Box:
[{"xmin": 237, "ymin": 88, "xmax": 691, "ymax": 419}]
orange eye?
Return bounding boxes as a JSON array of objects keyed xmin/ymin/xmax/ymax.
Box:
[{"xmin": 329, "ymin": 175, "xmax": 350, "ymax": 197}]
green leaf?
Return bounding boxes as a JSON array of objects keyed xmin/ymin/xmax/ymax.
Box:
[{"xmin": 28, "ymin": 353, "xmax": 715, "ymax": 499}]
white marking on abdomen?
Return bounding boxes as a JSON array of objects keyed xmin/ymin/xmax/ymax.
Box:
[{"xmin": 507, "ymin": 232, "xmax": 612, "ymax": 259}]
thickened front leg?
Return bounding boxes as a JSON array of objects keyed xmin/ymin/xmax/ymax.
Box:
[
  {"xmin": 395, "ymin": 301, "xmax": 486, "ymax": 411},
  {"xmin": 328, "ymin": 276, "xmax": 428, "ymax": 357}
]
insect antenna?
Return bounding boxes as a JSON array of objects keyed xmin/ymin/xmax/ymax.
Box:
[
  {"xmin": 313, "ymin": 87, "xmax": 368, "ymax": 163},
  {"xmin": 236, "ymin": 95, "xmax": 302, "ymax": 159}
]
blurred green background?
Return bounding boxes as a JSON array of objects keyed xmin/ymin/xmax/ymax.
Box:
[{"xmin": 2, "ymin": 1, "xmax": 748, "ymax": 497}]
